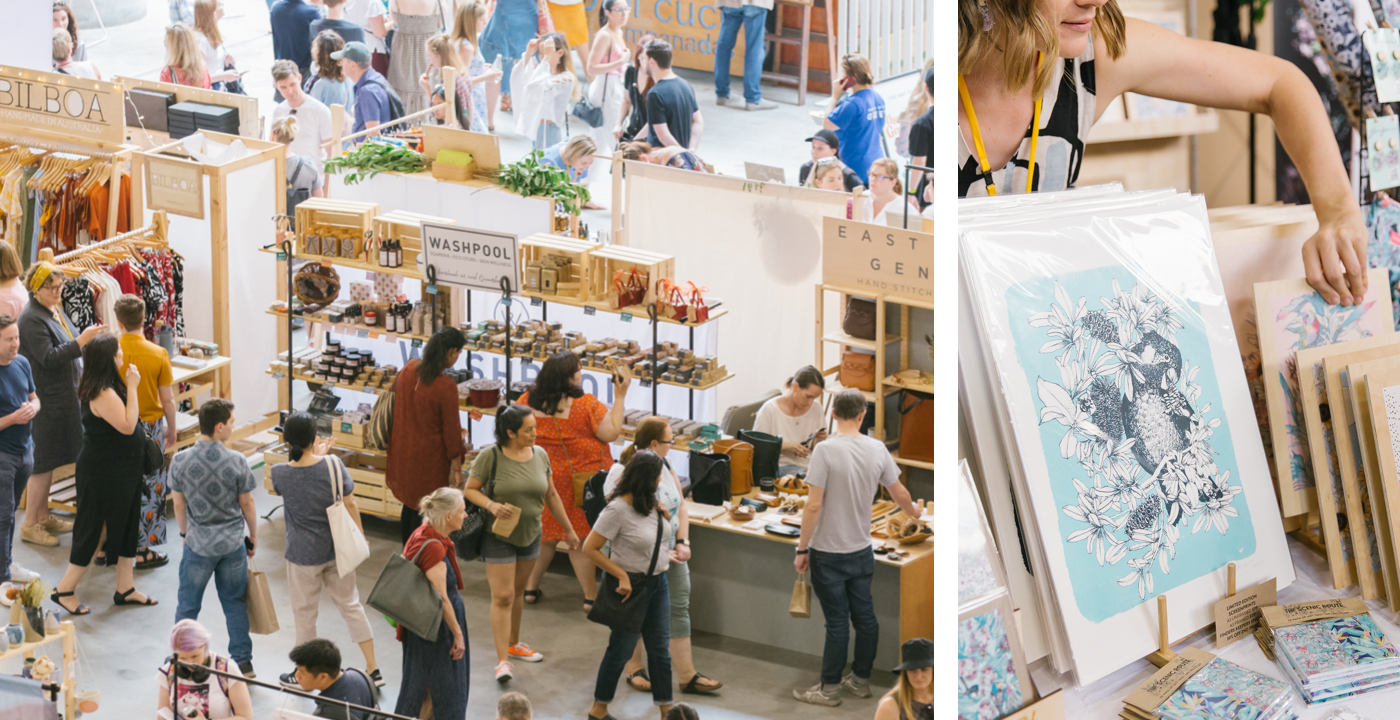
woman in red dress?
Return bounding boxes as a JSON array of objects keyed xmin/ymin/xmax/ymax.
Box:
[
  {"xmin": 519, "ymin": 351, "xmax": 630, "ymax": 611},
  {"xmin": 386, "ymin": 327, "xmax": 469, "ymax": 542}
]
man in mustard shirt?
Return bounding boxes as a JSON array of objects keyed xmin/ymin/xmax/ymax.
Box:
[{"xmin": 114, "ymin": 295, "xmax": 175, "ymax": 570}]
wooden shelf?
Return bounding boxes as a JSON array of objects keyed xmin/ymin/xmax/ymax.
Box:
[
  {"xmin": 821, "ymin": 331, "xmax": 901, "ymax": 352},
  {"xmin": 891, "ymin": 450, "xmax": 934, "ymax": 471},
  {"xmin": 519, "ymin": 290, "xmax": 730, "ymax": 327},
  {"xmin": 267, "ymin": 309, "xmax": 434, "ymax": 343},
  {"xmin": 266, "ymin": 367, "xmax": 393, "ymax": 396},
  {"xmin": 883, "ymin": 373, "xmax": 934, "ymax": 394},
  {"xmin": 1087, "ymin": 109, "xmax": 1220, "ymax": 145},
  {"xmin": 171, "ymin": 355, "xmax": 231, "ymax": 385},
  {"xmin": 259, "ymin": 246, "xmax": 423, "ymax": 280},
  {"xmin": 821, "ymin": 370, "xmax": 902, "ymax": 402}
]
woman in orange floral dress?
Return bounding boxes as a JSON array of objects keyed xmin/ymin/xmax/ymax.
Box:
[{"xmin": 518, "ymin": 350, "xmax": 630, "ymax": 611}]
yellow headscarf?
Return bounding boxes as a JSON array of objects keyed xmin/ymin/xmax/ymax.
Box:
[{"xmin": 26, "ymin": 261, "xmax": 58, "ymax": 294}]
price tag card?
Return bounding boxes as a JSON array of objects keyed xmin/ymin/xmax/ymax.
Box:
[
  {"xmin": 426, "ymin": 284, "xmax": 438, "ymax": 295},
  {"xmin": 530, "ymin": 296, "xmax": 543, "ymax": 306},
  {"xmin": 621, "ymin": 312, "xmax": 633, "ymax": 323},
  {"xmin": 271, "ymin": 372, "xmax": 286, "ymax": 380},
  {"xmin": 639, "ymin": 378, "xmax": 652, "ymax": 388},
  {"xmin": 584, "ymin": 306, "xmax": 597, "ymax": 316},
  {"xmin": 386, "ymin": 334, "xmax": 397, "ymax": 343},
  {"xmin": 357, "ymin": 329, "xmax": 370, "ymax": 338},
  {"xmin": 1366, "ymin": 114, "xmax": 1400, "ymax": 191},
  {"xmin": 1211, "ymin": 577, "xmax": 1277, "ymax": 648},
  {"xmin": 412, "ymin": 338, "xmax": 423, "ymax": 348},
  {"xmin": 1365, "ymin": 28, "xmax": 1400, "ymax": 102},
  {"xmin": 340, "ymin": 422, "xmax": 352, "ymax": 433},
  {"xmin": 370, "ymin": 332, "xmax": 381, "ymax": 340},
  {"xmin": 276, "ymin": 251, "xmax": 287, "ymax": 261}
]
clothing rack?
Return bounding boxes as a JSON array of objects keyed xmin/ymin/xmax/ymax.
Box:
[
  {"xmin": 0, "ymin": 133, "xmax": 134, "ymax": 243},
  {"xmin": 38, "ymin": 210, "xmax": 170, "ymax": 266}
]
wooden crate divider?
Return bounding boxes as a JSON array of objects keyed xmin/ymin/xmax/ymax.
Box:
[
  {"xmin": 587, "ymin": 245, "xmax": 676, "ymax": 309},
  {"xmin": 373, "ymin": 210, "xmax": 458, "ymax": 278},
  {"xmin": 521, "ymin": 233, "xmax": 596, "ymax": 301},
  {"xmin": 295, "ymin": 198, "xmax": 380, "ymax": 260}
]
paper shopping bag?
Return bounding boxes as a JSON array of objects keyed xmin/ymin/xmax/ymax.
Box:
[
  {"xmin": 790, "ymin": 573, "xmax": 812, "ymax": 618},
  {"xmin": 493, "ymin": 503, "xmax": 522, "ymax": 538},
  {"xmin": 247, "ymin": 562, "xmax": 280, "ymax": 635}
]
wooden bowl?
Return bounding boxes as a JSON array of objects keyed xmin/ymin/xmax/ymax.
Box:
[
  {"xmin": 897, "ymin": 531, "xmax": 932, "ymax": 546},
  {"xmin": 728, "ymin": 506, "xmax": 755, "ymax": 522}
]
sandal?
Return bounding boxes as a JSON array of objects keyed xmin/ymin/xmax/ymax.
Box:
[
  {"xmin": 113, "ymin": 588, "xmax": 158, "ymax": 607},
  {"xmin": 50, "ymin": 590, "xmax": 90, "ymax": 616},
  {"xmin": 682, "ymin": 672, "xmax": 723, "ymax": 694},
  {"xmin": 500, "ymin": 95, "xmax": 512, "ymax": 112},
  {"xmin": 135, "ymin": 549, "xmax": 169, "ymax": 570},
  {"xmin": 626, "ymin": 668, "xmax": 651, "ymax": 692},
  {"xmin": 523, "ymin": 589, "xmax": 542, "ymax": 604},
  {"xmin": 583, "ymin": 597, "xmax": 595, "ymax": 613}
]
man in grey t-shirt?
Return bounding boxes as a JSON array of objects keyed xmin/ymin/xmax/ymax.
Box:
[
  {"xmin": 171, "ymin": 399, "xmax": 259, "ymax": 677},
  {"xmin": 793, "ymin": 389, "xmax": 922, "ymax": 707}
]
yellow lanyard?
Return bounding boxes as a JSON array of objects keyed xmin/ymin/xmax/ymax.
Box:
[
  {"xmin": 958, "ymin": 53, "xmax": 1044, "ymax": 196},
  {"xmin": 52, "ymin": 308, "xmax": 73, "ymax": 341}
]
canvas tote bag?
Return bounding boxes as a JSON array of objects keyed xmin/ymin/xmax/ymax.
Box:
[{"xmin": 327, "ymin": 457, "xmax": 371, "ymax": 578}]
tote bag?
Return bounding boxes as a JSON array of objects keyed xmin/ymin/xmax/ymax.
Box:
[
  {"xmin": 327, "ymin": 457, "xmax": 371, "ymax": 578},
  {"xmin": 366, "ymin": 539, "xmax": 446, "ymax": 641}
]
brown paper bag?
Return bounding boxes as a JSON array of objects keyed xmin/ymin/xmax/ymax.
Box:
[
  {"xmin": 247, "ymin": 562, "xmax": 280, "ymax": 635},
  {"xmin": 573, "ymin": 472, "xmax": 595, "ymax": 509},
  {"xmin": 790, "ymin": 573, "xmax": 811, "ymax": 618},
  {"xmin": 493, "ymin": 503, "xmax": 522, "ymax": 538}
]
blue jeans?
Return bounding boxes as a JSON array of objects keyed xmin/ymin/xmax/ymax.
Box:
[
  {"xmin": 594, "ymin": 573, "xmax": 673, "ymax": 706},
  {"xmin": 714, "ymin": 5, "xmax": 768, "ymax": 104},
  {"xmin": 176, "ymin": 545, "xmax": 253, "ymax": 664},
  {"xmin": 0, "ymin": 448, "xmax": 32, "ymax": 584},
  {"xmin": 810, "ymin": 547, "xmax": 878, "ymax": 686},
  {"xmin": 480, "ymin": 0, "xmax": 538, "ymax": 96}
]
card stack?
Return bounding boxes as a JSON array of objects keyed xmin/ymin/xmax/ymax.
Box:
[
  {"xmin": 1267, "ymin": 612, "xmax": 1400, "ymax": 705},
  {"xmin": 1121, "ymin": 656, "xmax": 1298, "ymax": 720},
  {"xmin": 167, "ymin": 101, "xmax": 240, "ymax": 139}
]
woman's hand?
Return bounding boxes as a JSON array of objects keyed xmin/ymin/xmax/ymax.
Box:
[
  {"xmin": 613, "ymin": 124, "xmax": 625, "ymax": 140},
  {"xmin": 669, "ymin": 542, "xmax": 691, "ymax": 564},
  {"xmin": 526, "ymin": 38, "xmax": 540, "ymax": 58},
  {"xmin": 616, "ymin": 574, "xmax": 633, "ymax": 601},
  {"xmin": 565, "ymin": 529, "xmax": 582, "ymax": 551},
  {"xmin": 489, "ymin": 501, "xmax": 515, "ymax": 520},
  {"xmin": 782, "ymin": 440, "xmax": 810, "ymax": 458},
  {"xmin": 124, "ymin": 363, "xmax": 141, "ymax": 387},
  {"xmin": 418, "ymin": 74, "xmax": 432, "ymax": 94},
  {"xmin": 313, "ymin": 436, "xmax": 336, "ymax": 455},
  {"xmin": 76, "ymin": 324, "xmax": 106, "ymax": 346},
  {"xmin": 451, "ymin": 630, "xmax": 466, "ymax": 660},
  {"xmin": 1302, "ymin": 206, "xmax": 1369, "ymax": 305}
]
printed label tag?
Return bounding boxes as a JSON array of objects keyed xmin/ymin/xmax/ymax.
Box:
[
  {"xmin": 621, "ymin": 312, "xmax": 633, "ymax": 323},
  {"xmin": 1212, "ymin": 577, "xmax": 1277, "ymax": 648},
  {"xmin": 584, "ymin": 306, "xmax": 597, "ymax": 316},
  {"xmin": 426, "ymin": 284, "xmax": 438, "ymax": 295},
  {"xmin": 1366, "ymin": 114, "xmax": 1400, "ymax": 191},
  {"xmin": 531, "ymin": 296, "xmax": 543, "ymax": 306},
  {"xmin": 1260, "ymin": 596, "xmax": 1368, "ymax": 629},
  {"xmin": 1123, "ymin": 648, "xmax": 1215, "ymax": 713},
  {"xmin": 275, "ymin": 251, "xmax": 286, "ymax": 261}
]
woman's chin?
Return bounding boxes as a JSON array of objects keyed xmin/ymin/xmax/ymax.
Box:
[{"xmin": 1058, "ymin": 34, "xmax": 1090, "ymax": 58}]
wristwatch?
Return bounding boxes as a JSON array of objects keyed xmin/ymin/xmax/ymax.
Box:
[
  {"xmin": 675, "ymin": 538, "xmax": 689, "ymax": 547},
  {"xmin": 795, "ymin": 548, "xmax": 809, "ymax": 555}
]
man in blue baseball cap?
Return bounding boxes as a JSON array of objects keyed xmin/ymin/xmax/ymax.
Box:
[{"xmin": 332, "ymin": 41, "xmax": 400, "ymax": 138}]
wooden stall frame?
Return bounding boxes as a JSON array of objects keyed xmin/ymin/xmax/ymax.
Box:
[
  {"xmin": 113, "ymin": 75, "xmax": 261, "ymax": 145},
  {"xmin": 0, "ymin": 620, "xmax": 79, "ymax": 719}
]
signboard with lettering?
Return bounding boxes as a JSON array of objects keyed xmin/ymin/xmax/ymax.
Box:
[
  {"xmin": 420, "ymin": 223, "xmax": 520, "ymax": 293},
  {"xmin": 144, "ymin": 154, "xmax": 205, "ymax": 219},
  {"xmin": 0, "ymin": 66, "xmax": 124, "ymax": 147},
  {"xmin": 821, "ymin": 217, "xmax": 933, "ymax": 303},
  {"xmin": 584, "ymin": 0, "xmax": 748, "ymax": 74}
]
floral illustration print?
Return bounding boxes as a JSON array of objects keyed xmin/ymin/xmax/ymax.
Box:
[
  {"xmin": 1276, "ymin": 614, "xmax": 1400, "ymax": 680},
  {"xmin": 958, "ymin": 607, "xmax": 1024, "ymax": 720},
  {"xmin": 959, "ymin": 472, "xmax": 1002, "ymax": 603},
  {"xmin": 1312, "ymin": 364, "xmax": 1357, "ymax": 563},
  {"xmin": 1032, "ymin": 279, "xmax": 1245, "ymax": 601},
  {"xmin": 1271, "ymin": 292, "xmax": 1377, "ymax": 492},
  {"xmin": 1158, "ymin": 658, "xmax": 1294, "ymax": 720}
]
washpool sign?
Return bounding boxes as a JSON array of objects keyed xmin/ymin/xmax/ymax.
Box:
[
  {"xmin": 822, "ymin": 217, "xmax": 933, "ymax": 303},
  {"xmin": 584, "ymin": 0, "xmax": 749, "ymax": 74},
  {"xmin": 0, "ymin": 66, "xmax": 124, "ymax": 146},
  {"xmin": 421, "ymin": 223, "xmax": 520, "ymax": 293}
]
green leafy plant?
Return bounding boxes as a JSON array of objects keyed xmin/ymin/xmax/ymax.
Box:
[
  {"xmin": 490, "ymin": 150, "xmax": 592, "ymax": 216},
  {"xmin": 324, "ymin": 141, "xmax": 428, "ymax": 185}
]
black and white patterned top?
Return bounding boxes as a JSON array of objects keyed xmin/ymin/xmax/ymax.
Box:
[{"xmin": 958, "ymin": 44, "xmax": 1099, "ymax": 197}]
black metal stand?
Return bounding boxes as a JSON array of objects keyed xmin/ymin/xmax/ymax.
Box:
[
  {"xmin": 502, "ymin": 276, "xmax": 514, "ymax": 399},
  {"xmin": 688, "ymin": 325, "xmax": 695, "ymax": 419},
  {"xmin": 169, "ymin": 659, "xmax": 410, "ymax": 720},
  {"xmin": 902, "ymin": 162, "xmax": 934, "ymax": 229},
  {"xmin": 426, "ymin": 265, "xmax": 439, "ymax": 334},
  {"xmin": 1247, "ymin": 0, "xmax": 1257, "ymax": 203},
  {"xmin": 648, "ymin": 302, "xmax": 659, "ymax": 415}
]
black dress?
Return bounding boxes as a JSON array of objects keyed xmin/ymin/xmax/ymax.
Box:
[
  {"xmin": 69, "ymin": 390, "xmax": 144, "ymax": 566},
  {"xmin": 18, "ymin": 298, "xmax": 83, "ymax": 474}
]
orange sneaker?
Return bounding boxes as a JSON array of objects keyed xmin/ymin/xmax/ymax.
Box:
[{"xmin": 508, "ymin": 643, "xmax": 544, "ymax": 663}]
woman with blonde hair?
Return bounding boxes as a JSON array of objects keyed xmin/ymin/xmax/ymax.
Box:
[
  {"xmin": 540, "ymin": 134, "xmax": 597, "ymax": 186},
  {"xmin": 271, "ymin": 117, "xmax": 325, "ymax": 201},
  {"xmin": 450, "ymin": 0, "xmax": 503, "ymax": 132},
  {"xmin": 805, "ymin": 158, "xmax": 848, "ymax": 192},
  {"xmin": 874, "ymin": 638, "xmax": 932, "ymax": 720},
  {"xmin": 512, "ymin": 32, "xmax": 581, "ymax": 149},
  {"xmin": 959, "ymin": 0, "xmax": 1365, "ymax": 304},
  {"xmin": 418, "ymin": 34, "xmax": 474, "ymax": 130},
  {"xmin": 821, "ymin": 53, "xmax": 884, "ymax": 185},
  {"xmin": 160, "ymin": 23, "xmax": 211, "ymax": 88},
  {"xmin": 192, "ymin": 0, "xmax": 241, "ymax": 91},
  {"xmin": 863, "ymin": 158, "xmax": 919, "ymax": 227}
]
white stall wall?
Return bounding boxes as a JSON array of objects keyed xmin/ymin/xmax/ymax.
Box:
[{"xmin": 0, "ymin": 6, "xmax": 50, "ymax": 71}]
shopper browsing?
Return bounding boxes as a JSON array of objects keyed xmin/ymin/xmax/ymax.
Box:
[
  {"xmin": 161, "ymin": 23, "xmax": 212, "ymax": 88},
  {"xmin": 644, "ymin": 39, "xmax": 702, "ymax": 151},
  {"xmin": 798, "ymin": 130, "xmax": 863, "ymax": 191},
  {"xmin": 497, "ymin": 692, "xmax": 532, "ymax": 720},
  {"xmin": 385, "ymin": 327, "xmax": 468, "ymax": 543},
  {"xmin": 874, "ymin": 638, "xmax": 933, "ymax": 720},
  {"xmin": 478, "ymin": 0, "xmax": 540, "ymax": 115},
  {"xmin": 310, "ymin": 0, "xmax": 366, "ymax": 46},
  {"xmin": 584, "ymin": 451, "xmax": 677, "ymax": 719},
  {"xmin": 272, "ymin": 413, "xmax": 382, "ymax": 689},
  {"xmin": 53, "ymin": 29, "xmax": 100, "ymax": 80},
  {"xmin": 19, "ymin": 262, "xmax": 103, "ymax": 549},
  {"xmin": 605, "ymin": 418, "xmax": 722, "ymax": 695},
  {"xmin": 713, "ymin": 0, "xmax": 777, "ymax": 110},
  {"xmin": 170, "ymin": 399, "xmax": 258, "ymax": 679},
  {"xmin": 586, "ymin": 0, "xmax": 632, "ymax": 152},
  {"xmin": 418, "ymin": 34, "xmax": 473, "ymax": 129},
  {"xmin": 0, "ymin": 316, "xmax": 37, "ymax": 604},
  {"xmin": 539, "ymin": 135, "xmax": 597, "ymax": 185},
  {"xmin": 273, "ymin": 116, "xmax": 326, "ymax": 204},
  {"xmin": 822, "ymin": 53, "xmax": 885, "ymax": 185},
  {"xmin": 805, "ymin": 159, "xmax": 847, "ymax": 192},
  {"xmin": 387, "ymin": 0, "xmax": 451, "ymax": 118},
  {"xmin": 53, "ymin": 2, "xmax": 87, "ymax": 62},
  {"xmin": 307, "ymin": 31, "xmax": 358, "ymax": 126},
  {"xmin": 512, "ymin": 33, "xmax": 581, "ymax": 150},
  {"xmin": 753, "ymin": 365, "xmax": 828, "ymax": 474},
  {"xmin": 463, "ymin": 405, "xmax": 581, "ymax": 682},
  {"xmin": 791, "ymin": 389, "xmax": 922, "ymax": 707},
  {"xmin": 110, "ymin": 296, "xmax": 175, "ymax": 569},
  {"xmin": 904, "ymin": 63, "xmax": 934, "ymax": 208},
  {"xmin": 193, "ymin": 0, "xmax": 242, "ymax": 91},
  {"xmin": 449, "ymin": 0, "xmax": 503, "ymax": 133},
  {"xmin": 613, "ymin": 35, "xmax": 655, "ymax": 143},
  {"xmin": 0, "ymin": 245, "xmax": 27, "ymax": 325},
  {"xmin": 272, "ymin": 60, "xmax": 335, "ymax": 174},
  {"xmin": 862, "ymin": 158, "xmax": 921, "ymax": 227},
  {"xmin": 271, "ymin": 0, "xmax": 322, "ymax": 79},
  {"xmin": 342, "ymin": 0, "xmax": 390, "ymax": 73},
  {"xmin": 157, "ymin": 619, "xmax": 254, "ymax": 720},
  {"xmin": 335, "ymin": 41, "xmax": 397, "ymax": 138},
  {"xmin": 52, "ymin": 335, "xmax": 158, "ymax": 615},
  {"xmin": 288, "ymin": 639, "xmax": 381, "ymax": 720},
  {"xmin": 396, "ymin": 487, "xmax": 471, "ymax": 720}
]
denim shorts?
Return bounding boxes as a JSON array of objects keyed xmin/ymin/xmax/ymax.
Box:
[{"xmin": 480, "ymin": 532, "xmax": 542, "ymax": 564}]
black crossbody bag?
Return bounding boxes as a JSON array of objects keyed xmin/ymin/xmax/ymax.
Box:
[{"xmin": 586, "ymin": 511, "xmax": 664, "ymax": 633}]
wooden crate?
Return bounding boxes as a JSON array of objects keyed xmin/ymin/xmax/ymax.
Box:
[
  {"xmin": 296, "ymin": 199, "xmax": 379, "ymax": 260},
  {"xmin": 587, "ymin": 246, "xmax": 675, "ymax": 310},
  {"xmin": 374, "ymin": 211, "xmax": 458, "ymax": 278},
  {"xmin": 521, "ymin": 234, "xmax": 596, "ymax": 301}
]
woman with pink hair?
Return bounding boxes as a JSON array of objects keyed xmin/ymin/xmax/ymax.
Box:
[{"xmin": 157, "ymin": 620, "xmax": 254, "ymax": 720}]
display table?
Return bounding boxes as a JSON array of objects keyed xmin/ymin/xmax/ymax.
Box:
[
  {"xmin": 0, "ymin": 620, "xmax": 78, "ymax": 718},
  {"xmin": 685, "ymin": 498, "xmax": 932, "ymax": 670}
]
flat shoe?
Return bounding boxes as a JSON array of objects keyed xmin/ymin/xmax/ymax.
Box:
[
  {"xmin": 523, "ymin": 589, "xmax": 542, "ymax": 604},
  {"xmin": 682, "ymin": 672, "xmax": 722, "ymax": 694},
  {"xmin": 20, "ymin": 525, "xmax": 58, "ymax": 547},
  {"xmin": 113, "ymin": 588, "xmax": 158, "ymax": 607}
]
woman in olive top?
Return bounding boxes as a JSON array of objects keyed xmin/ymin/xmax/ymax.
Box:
[{"xmin": 463, "ymin": 404, "xmax": 580, "ymax": 683}]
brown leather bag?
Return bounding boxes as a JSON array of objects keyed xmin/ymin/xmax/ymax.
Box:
[
  {"xmin": 842, "ymin": 297, "xmax": 877, "ymax": 341},
  {"xmin": 840, "ymin": 352, "xmax": 876, "ymax": 391},
  {"xmin": 899, "ymin": 390, "xmax": 934, "ymax": 463},
  {"xmin": 713, "ymin": 439, "xmax": 754, "ymax": 495}
]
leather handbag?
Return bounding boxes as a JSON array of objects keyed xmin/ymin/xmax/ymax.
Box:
[
  {"xmin": 587, "ymin": 513, "xmax": 664, "ymax": 633},
  {"xmin": 737, "ymin": 429, "xmax": 781, "ymax": 487},
  {"xmin": 842, "ymin": 297, "xmax": 877, "ymax": 341},
  {"xmin": 713, "ymin": 439, "xmax": 754, "ymax": 496},
  {"xmin": 898, "ymin": 389, "xmax": 934, "ymax": 463},
  {"xmin": 141, "ymin": 425, "xmax": 164, "ymax": 476},
  {"xmin": 366, "ymin": 538, "xmax": 446, "ymax": 641},
  {"xmin": 448, "ymin": 448, "xmax": 498, "ymax": 561},
  {"xmin": 840, "ymin": 352, "xmax": 876, "ymax": 391},
  {"xmin": 688, "ymin": 451, "xmax": 731, "ymax": 505}
]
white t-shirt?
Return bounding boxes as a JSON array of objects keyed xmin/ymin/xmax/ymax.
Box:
[
  {"xmin": 753, "ymin": 395, "xmax": 828, "ymax": 469},
  {"xmin": 272, "ymin": 96, "xmax": 333, "ymax": 173},
  {"xmin": 343, "ymin": 0, "xmax": 389, "ymax": 53},
  {"xmin": 60, "ymin": 61, "xmax": 99, "ymax": 80},
  {"xmin": 197, "ymin": 33, "xmax": 227, "ymax": 77},
  {"xmin": 158, "ymin": 654, "xmax": 243, "ymax": 719}
]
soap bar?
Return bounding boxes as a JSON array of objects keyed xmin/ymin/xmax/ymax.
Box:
[{"xmin": 436, "ymin": 149, "xmax": 475, "ymax": 166}]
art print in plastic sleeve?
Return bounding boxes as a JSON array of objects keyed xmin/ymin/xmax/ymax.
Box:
[
  {"xmin": 1275, "ymin": 614, "xmax": 1400, "ymax": 680},
  {"xmin": 959, "ymin": 459, "xmax": 1007, "ymax": 605},
  {"xmin": 1156, "ymin": 657, "xmax": 1293, "ymax": 720},
  {"xmin": 958, "ymin": 604, "xmax": 1025, "ymax": 720}
]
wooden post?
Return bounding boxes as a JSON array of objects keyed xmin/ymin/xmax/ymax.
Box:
[
  {"xmin": 330, "ymin": 103, "xmax": 345, "ymax": 159},
  {"xmin": 61, "ymin": 621, "xmax": 76, "ymax": 720},
  {"xmin": 612, "ymin": 151, "xmax": 625, "ymax": 245},
  {"xmin": 874, "ymin": 292, "xmax": 886, "ymax": 440},
  {"xmin": 1146, "ymin": 594, "xmax": 1178, "ymax": 667},
  {"xmin": 208, "ymin": 171, "xmax": 231, "ymax": 400},
  {"xmin": 106, "ymin": 155, "xmax": 121, "ymax": 238},
  {"xmin": 1227, "ymin": 562, "xmax": 1237, "ymax": 598},
  {"xmin": 443, "ymin": 66, "xmax": 458, "ymax": 129}
]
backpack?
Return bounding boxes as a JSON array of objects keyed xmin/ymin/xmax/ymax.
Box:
[
  {"xmin": 582, "ymin": 469, "xmax": 610, "ymax": 527},
  {"xmin": 367, "ymin": 76, "xmax": 405, "ymax": 123},
  {"xmin": 286, "ymin": 156, "xmax": 312, "ymax": 221}
]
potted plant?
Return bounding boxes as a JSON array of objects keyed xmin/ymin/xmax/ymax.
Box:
[{"xmin": 8, "ymin": 579, "xmax": 48, "ymax": 642}]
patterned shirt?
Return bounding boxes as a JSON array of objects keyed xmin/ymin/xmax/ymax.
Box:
[
  {"xmin": 169, "ymin": 440, "xmax": 257, "ymax": 558},
  {"xmin": 169, "ymin": 0, "xmax": 194, "ymax": 25}
]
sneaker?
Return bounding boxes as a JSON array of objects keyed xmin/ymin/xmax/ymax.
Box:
[
  {"xmin": 41, "ymin": 516, "xmax": 73, "ymax": 534},
  {"xmin": 745, "ymin": 98, "xmax": 780, "ymax": 111},
  {"xmin": 508, "ymin": 643, "xmax": 544, "ymax": 663},
  {"xmin": 9, "ymin": 563, "xmax": 38, "ymax": 582},
  {"xmin": 20, "ymin": 525, "xmax": 58, "ymax": 547},
  {"xmin": 716, "ymin": 96, "xmax": 737, "ymax": 107},
  {"xmin": 495, "ymin": 660, "xmax": 514, "ymax": 682},
  {"xmin": 793, "ymin": 683, "xmax": 842, "ymax": 707},
  {"xmin": 238, "ymin": 661, "xmax": 256, "ymax": 679},
  {"xmin": 369, "ymin": 668, "xmax": 386, "ymax": 687},
  {"xmin": 840, "ymin": 673, "xmax": 871, "ymax": 698},
  {"xmin": 0, "ymin": 582, "xmax": 12, "ymax": 607},
  {"xmin": 279, "ymin": 672, "xmax": 300, "ymax": 690}
]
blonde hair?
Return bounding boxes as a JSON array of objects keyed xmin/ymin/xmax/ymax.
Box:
[
  {"xmin": 560, "ymin": 135, "xmax": 597, "ymax": 166},
  {"xmin": 0, "ymin": 243, "xmax": 23, "ymax": 284},
  {"xmin": 193, "ymin": 0, "xmax": 223, "ymax": 49},
  {"xmin": 903, "ymin": 56, "xmax": 935, "ymax": 118},
  {"xmin": 882, "ymin": 668, "xmax": 931, "ymax": 720},
  {"xmin": 427, "ymin": 33, "xmax": 465, "ymax": 72},
  {"xmin": 959, "ymin": 0, "xmax": 1125, "ymax": 96},
  {"xmin": 271, "ymin": 116, "xmax": 298, "ymax": 145},
  {"xmin": 806, "ymin": 159, "xmax": 845, "ymax": 189},
  {"xmin": 870, "ymin": 158, "xmax": 903, "ymax": 195},
  {"xmin": 450, "ymin": 0, "xmax": 488, "ymax": 52},
  {"xmin": 620, "ymin": 417, "xmax": 671, "ymax": 464},
  {"xmin": 419, "ymin": 487, "xmax": 465, "ymax": 527},
  {"xmin": 541, "ymin": 33, "xmax": 581, "ymax": 102},
  {"xmin": 52, "ymin": 28, "xmax": 72, "ymax": 62},
  {"xmin": 165, "ymin": 23, "xmax": 207, "ymax": 86}
]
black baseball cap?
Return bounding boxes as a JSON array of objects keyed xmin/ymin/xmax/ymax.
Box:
[
  {"xmin": 893, "ymin": 637, "xmax": 933, "ymax": 672},
  {"xmin": 805, "ymin": 129, "xmax": 840, "ymax": 150}
]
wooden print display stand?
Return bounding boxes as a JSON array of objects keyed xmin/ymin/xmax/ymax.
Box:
[
  {"xmin": 1145, "ymin": 563, "xmax": 1239, "ymax": 668},
  {"xmin": 0, "ymin": 620, "xmax": 79, "ymax": 719}
]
